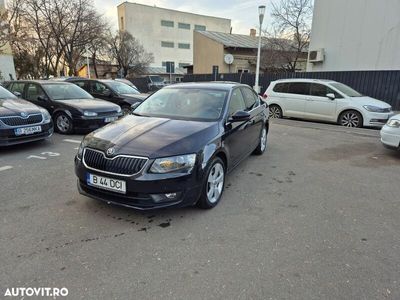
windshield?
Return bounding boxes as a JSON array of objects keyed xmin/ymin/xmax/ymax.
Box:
[
  {"xmin": 106, "ymin": 81, "xmax": 140, "ymax": 95},
  {"xmin": 330, "ymin": 82, "xmax": 363, "ymax": 97},
  {"xmin": 149, "ymin": 76, "xmax": 164, "ymax": 83},
  {"xmin": 43, "ymin": 84, "xmax": 93, "ymax": 100},
  {"xmin": 0, "ymin": 86, "xmax": 17, "ymax": 99},
  {"xmin": 134, "ymin": 88, "xmax": 227, "ymax": 121}
]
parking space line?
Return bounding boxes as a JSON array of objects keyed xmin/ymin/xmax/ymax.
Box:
[
  {"xmin": 0, "ymin": 166, "xmax": 13, "ymax": 172},
  {"xmin": 63, "ymin": 139, "xmax": 81, "ymax": 144}
]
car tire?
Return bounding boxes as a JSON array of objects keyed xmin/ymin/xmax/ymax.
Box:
[
  {"xmin": 253, "ymin": 126, "xmax": 268, "ymax": 155},
  {"xmin": 55, "ymin": 112, "xmax": 74, "ymax": 134},
  {"xmin": 338, "ymin": 110, "xmax": 363, "ymax": 128},
  {"xmin": 122, "ymin": 106, "xmax": 131, "ymax": 116},
  {"xmin": 197, "ymin": 157, "xmax": 226, "ymax": 209},
  {"xmin": 269, "ymin": 105, "xmax": 282, "ymax": 119}
]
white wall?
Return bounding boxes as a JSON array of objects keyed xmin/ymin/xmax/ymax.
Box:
[
  {"xmin": 307, "ymin": 0, "xmax": 400, "ymax": 71},
  {"xmin": 118, "ymin": 2, "xmax": 231, "ymax": 68}
]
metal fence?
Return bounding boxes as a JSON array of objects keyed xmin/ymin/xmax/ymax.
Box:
[{"xmin": 183, "ymin": 71, "xmax": 400, "ymax": 110}]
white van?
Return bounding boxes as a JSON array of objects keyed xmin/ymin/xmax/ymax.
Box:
[{"xmin": 263, "ymin": 79, "xmax": 393, "ymax": 128}]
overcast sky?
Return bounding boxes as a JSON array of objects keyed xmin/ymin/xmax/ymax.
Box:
[{"xmin": 94, "ymin": 0, "xmax": 274, "ymax": 35}]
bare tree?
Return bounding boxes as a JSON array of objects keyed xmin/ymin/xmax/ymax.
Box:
[
  {"xmin": 108, "ymin": 30, "xmax": 153, "ymax": 78},
  {"xmin": 262, "ymin": 0, "xmax": 312, "ymax": 72}
]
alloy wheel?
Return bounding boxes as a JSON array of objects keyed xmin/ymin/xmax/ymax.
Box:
[
  {"xmin": 56, "ymin": 115, "xmax": 70, "ymax": 133},
  {"xmin": 341, "ymin": 112, "xmax": 360, "ymax": 127},
  {"xmin": 207, "ymin": 162, "xmax": 224, "ymax": 204},
  {"xmin": 260, "ymin": 128, "xmax": 267, "ymax": 152},
  {"xmin": 269, "ymin": 106, "xmax": 281, "ymax": 118}
]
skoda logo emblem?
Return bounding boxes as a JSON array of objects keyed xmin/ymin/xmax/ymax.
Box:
[
  {"xmin": 106, "ymin": 147, "xmax": 115, "ymax": 156},
  {"xmin": 20, "ymin": 112, "xmax": 28, "ymax": 118}
]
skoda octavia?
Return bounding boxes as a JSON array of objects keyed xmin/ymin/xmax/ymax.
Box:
[
  {"xmin": 75, "ymin": 82, "xmax": 269, "ymax": 210},
  {"xmin": 0, "ymin": 86, "xmax": 53, "ymax": 146}
]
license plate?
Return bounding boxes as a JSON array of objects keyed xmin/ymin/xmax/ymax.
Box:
[
  {"xmin": 86, "ymin": 173, "xmax": 126, "ymax": 194},
  {"xmin": 14, "ymin": 126, "xmax": 42, "ymax": 136},
  {"xmin": 104, "ymin": 117, "xmax": 118, "ymax": 123}
]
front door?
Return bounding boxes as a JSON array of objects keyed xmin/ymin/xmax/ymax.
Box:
[
  {"xmin": 24, "ymin": 83, "xmax": 54, "ymax": 113},
  {"xmin": 304, "ymin": 83, "xmax": 339, "ymax": 121}
]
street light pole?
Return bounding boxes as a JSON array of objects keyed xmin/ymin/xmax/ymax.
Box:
[{"xmin": 254, "ymin": 5, "xmax": 266, "ymax": 94}]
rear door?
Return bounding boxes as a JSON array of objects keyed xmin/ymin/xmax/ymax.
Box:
[
  {"xmin": 283, "ymin": 82, "xmax": 310, "ymax": 118},
  {"xmin": 305, "ymin": 83, "xmax": 340, "ymax": 121}
]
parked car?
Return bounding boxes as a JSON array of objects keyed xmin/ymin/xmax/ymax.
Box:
[
  {"xmin": 3, "ymin": 80, "xmax": 121, "ymax": 134},
  {"xmin": 0, "ymin": 85, "xmax": 53, "ymax": 146},
  {"xmin": 263, "ymin": 79, "xmax": 393, "ymax": 128},
  {"xmin": 66, "ymin": 78, "xmax": 147, "ymax": 115},
  {"xmin": 380, "ymin": 114, "xmax": 400, "ymax": 150},
  {"xmin": 75, "ymin": 82, "xmax": 269, "ymax": 210}
]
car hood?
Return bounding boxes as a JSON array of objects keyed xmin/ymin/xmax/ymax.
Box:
[
  {"xmin": 0, "ymin": 98, "xmax": 42, "ymax": 116},
  {"xmin": 351, "ymin": 96, "xmax": 392, "ymax": 108},
  {"xmin": 56, "ymin": 98, "xmax": 120, "ymax": 113},
  {"xmin": 84, "ymin": 115, "xmax": 219, "ymax": 158}
]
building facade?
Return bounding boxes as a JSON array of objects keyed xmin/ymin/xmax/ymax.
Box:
[
  {"xmin": 307, "ymin": 0, "xmax": 400, "ymax": 72},
  {"xmin": 117, "ymin": 2, "xmax": 231, "ymax": 69},
  {"xmin": 0, "ymin": 0, "xmax": 16, "ymax": 81}
]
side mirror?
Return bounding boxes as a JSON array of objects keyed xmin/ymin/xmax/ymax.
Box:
[
  {"xmin": 326, "ymin": 93, "xmax": 335, "ymax": 100},
  {"xmin": 229, "ymin": 111, "xmax": 251, "ymax": 123},
  {"xmin": 13, "ymin": 91, "xmax": 21, "ymax": 97},
  {"xmin": 37, "ymin": 95, "xmax": 48, "ymax": 101},
  {"xmin": 131, "ymin": 102, "xmax": 141, "ymax": 111}
]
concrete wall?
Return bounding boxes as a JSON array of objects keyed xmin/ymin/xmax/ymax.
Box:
[
  {"xmin": 307, "ymin": 0, "xmax": 400, "ymax": 71},
  {"xmin": 118, "ymin": 2, "xmax": 231, "ymax": 68},
  {"xmin": 0, "ymin": 0, "xmax": 16, "ymax": 81}
]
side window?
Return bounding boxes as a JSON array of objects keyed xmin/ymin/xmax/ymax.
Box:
[
  {"xmin": 10, "ymin": 82, "xmax": 25, "ymax": 94},
  {"xmin": 228, "ymin": 89, "xmax": 246, "ymax": 117},
  {"xmin": 310, "ymin": 83, "xmax": 328, "ymax": 97},
  {"xmin": 26, "ymin": 83, "xmax": 46, "ymax": 101},
  {"xmin": 273, "ymin": 83, "xmax": 289, "ymax": 93},
  {"xmin": 74, "ymin": 81, "xmax": 87, "ymax": 90},
  {"xmin": 240, "ymin": 87, "xmax": 258, "ymax": 111},
  {"xmin": 287, "ymin": 82, "xmax": 310, "ymax": 95},
  {"xmin": 327, "ymin": 86, "xmax": 343, "ymax": 99},
  {"xmin": 91, "ymin": 82, "xmax": 107, "ymax": 93}
]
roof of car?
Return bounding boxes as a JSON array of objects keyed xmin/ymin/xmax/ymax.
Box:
[
  {"xmin": 272, "ymin": 78, "xmax": 337, "ymax": 84},
  {"xmin": 6, "ymin": 80, "xmax": 73, "ymax": 85},
  {"xmin": 165, "ymin": 82, "xmax": 249, "ymax": 90}
]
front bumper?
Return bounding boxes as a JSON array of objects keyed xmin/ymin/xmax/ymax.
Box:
[
  {"xmin": 380, "ymin": 125, "xmax": 400, "ymax": 150},
  {"xmin": 75, "ymin": 157, "xmax": 203, "ymax": 210},
  {"xmin": 72, "ymin": 115, "xmax": 121, "ymax": 132},
  {"xmin": 363, "ymin": 111, "xmax": 395, "ymax": 127},
  {"xmin": 0, "ymin": 122, "xmax": 53, "ymax": 146}
]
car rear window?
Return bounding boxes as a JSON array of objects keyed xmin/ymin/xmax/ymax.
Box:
[
  {"xmin": 273, "ymin": 83, "xmax": 289, "ymax": 93},
  {"xmin": 287, "ymin": 82, "xmax": 311, "ymax": 95}
]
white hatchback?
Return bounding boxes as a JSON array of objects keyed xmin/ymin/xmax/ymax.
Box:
[
  {"xmin": 380, "ymin": 114, "xmax": 400, "ymax": 150},
  {"xmin": 263, "ymin": 79, "xmax": 394, "ymax": 128}
]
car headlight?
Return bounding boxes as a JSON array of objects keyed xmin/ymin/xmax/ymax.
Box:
[
  {"xmin": 150, "ymin": 154, "xmax": 196, "ymax": 174},
  {"xmin": 386, "ymin": 119, "xmax": 400, "ymax": 128},
  {"xmin": 40, "ymin": 109, "xmax": 51, "ymax": 122},
  {"xmin": 116, "ymin": 107, "xmax": 122, "ymax": 114},
  {"xmin": 363, "ymin": 105, "xmax": 390, "ymax": 113},
  {"xmin": 77, "ymin": 142, "xmax": 84, "ymax": 159},
  {"xmin": 83, "ymin": 111, "xmax": 98, "ymax": 117}
]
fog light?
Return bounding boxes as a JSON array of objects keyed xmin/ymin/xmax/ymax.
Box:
[{"xmin": 165, "ymin": 193, "xmax": 177, "ymax": 199}]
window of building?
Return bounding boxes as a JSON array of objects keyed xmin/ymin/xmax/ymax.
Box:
[
  {"xmin": 178, "ymin": 22, "xmax": 190, "ymax": 30},
  {"xmin": 178, "ymin": 43, "xmax": 190, "ymax": 49},
  {"xmin": 161, "ymin": 41, "xmax": 174, "ymax": 48},
  {"xmin": 194, "ymin": 25, "xmax": 206, "ymax": 31},
  {"xmin": 161, "ymin": 20, "xmax": 174, "ymax": 27},
  {"xmin": 237, "ymin": 69, "xmax": 249, "ymax": 73},
  {"xmin": 120, "ymin": 17, "xmax": 124, "ymax": 31},
  {"xmin": 162, "ymin": 62, "xmax": 167, "ymax": 67}
]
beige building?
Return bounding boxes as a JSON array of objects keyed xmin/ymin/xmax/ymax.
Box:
[
  {"xmin": 193, "ymin": 30, "xmax": 308, "ymax": 74},
  {"xmin": 0, "ymin": 0, "xmax": 16, "ymax": 81},
  {"xmin": 117, "ymin": 2, "xmax": 231, "ymax": 69}
]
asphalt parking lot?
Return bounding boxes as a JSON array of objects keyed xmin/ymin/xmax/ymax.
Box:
[{"xmin": 1, "ymin": 119, "xmax": 399, "ymax": 300}]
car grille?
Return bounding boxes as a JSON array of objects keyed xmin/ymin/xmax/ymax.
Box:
[
  {"xmin": 0, "ymin": 114, "xmax": 43, "ymax": 126},
  {"xmin": 83, "ymin": 148, "xmax": 148, "ymax": 176},
  {"xmin": 96, "ymin": 111, "xmax": 119, "ymax": 117}
]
